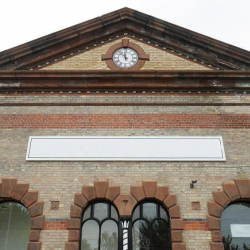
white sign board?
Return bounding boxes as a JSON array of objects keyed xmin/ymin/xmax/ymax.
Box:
[
  {"xmin": 26, "ymin": 136, "xmax": 225, "ymax": 161},
  {"xmin": 231, "ymin": 224, "xmax": 250, "ymax": 237}
]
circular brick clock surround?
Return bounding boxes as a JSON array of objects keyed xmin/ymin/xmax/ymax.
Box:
[{"xmin": 101, "ymin": 38, "xmax": 150, "ymax": 70}]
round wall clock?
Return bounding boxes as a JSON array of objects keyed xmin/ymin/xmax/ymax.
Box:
[
  {"xmin": 112, "ymin": 48, "xmax": 139, "ymax": 68},
  {"xmin": 102, "ymin": 39, "xmax": 149, "ymax": 70}
]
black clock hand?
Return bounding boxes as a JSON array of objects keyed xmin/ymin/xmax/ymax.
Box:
[{"xmin": 124, "ymin": 49, "xmax": 128, "ymax": 60}]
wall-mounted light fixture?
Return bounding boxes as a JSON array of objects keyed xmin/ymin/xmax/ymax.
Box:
[{"xmin": 190, "ymin": 180, "xmax": 197, "ymax": 189}]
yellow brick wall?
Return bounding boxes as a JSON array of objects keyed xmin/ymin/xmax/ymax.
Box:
[{"xmin": 43, "ymin": 37, "xmax": 210, "ymax": 71}]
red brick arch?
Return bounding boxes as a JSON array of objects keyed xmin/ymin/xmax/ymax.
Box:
[
  {"xmin": 208, "ymin": 178, "xmax": 250, "ymax": 250},
  {"xmin": 0, "ymin": 178, "xmax": 44, "ymax": 250},
  {"xmin": 66, "ymin": 180, "xmax": 186, "ymax": 250}
]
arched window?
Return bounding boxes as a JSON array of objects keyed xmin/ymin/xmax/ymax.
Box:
[
  {"xmin": 221, "ymin": 202, "xmax": 250, "ymax": 250},
  {"xmin": 131, "ymin": 201, "xmax": 171, "ymax": 250},
  {"xmin": 0, "ymin": 201, "xmax": 31, "ymax": 250},
  {"xmin": 80, "ymin": 201, "xmax": 120, "ymax": 250}
]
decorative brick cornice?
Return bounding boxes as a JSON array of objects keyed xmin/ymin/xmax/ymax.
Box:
[
  {"xmin": 0, "ymin": 70, "xmax": 250, "ymax": 93},
  {"xmin": 0, "ymin": 178, "xmax": 44, "ymax": 250},
  {"xmin": 208, "ymin": 178, "xmax": 250, "ymax": 250}
]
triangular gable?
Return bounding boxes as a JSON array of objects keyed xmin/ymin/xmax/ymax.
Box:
[
  {"xmin": 0, "ymin": 7, "xmax": 249, "ymax": 70},
  {"xmin": 42, "ymin": 36, "xmax": 210, "ymax": 71}
]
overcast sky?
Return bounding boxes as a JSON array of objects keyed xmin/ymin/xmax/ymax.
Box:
[{"xmin": 0, "ymin": 0, "xmax": 250, "ymax": 53}]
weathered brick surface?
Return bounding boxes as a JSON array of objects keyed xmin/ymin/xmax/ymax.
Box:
[
  {"xmin": 183, "ymin": 231, "xmax": 211, "ymax": 250},
  {"xmin": 1, "ymin": 113, "xmax": 250, "ymax": 129},
  {"xmin": 40, "ymin": 230, "xmax": 68, "ymax": 250},
  {"xmin": 43, "ymin": 37, "xmax": 209, "ymax": 71},
  {"xmin": 0, "ymin": 92, "xmax": 250, "ymax": 250},
  {"xmin": 44, "ymin": 221, "xmax": 67, "ymax": 230},
  {"xmin": 0, "ymin": 93, "xmax": 249, "ymax": 105}
]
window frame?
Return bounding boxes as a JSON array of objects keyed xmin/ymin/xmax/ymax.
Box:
[
  {"xmin": 80, "ymin": 200, "xmax": 122, "ymax": 250},
  {"xmin": 129, "ymin": 200, "xmax": 172, "ymax": 250},
  {"xmin": 0, "ymin": 200, "xmax": 31, "ymax": 249}
]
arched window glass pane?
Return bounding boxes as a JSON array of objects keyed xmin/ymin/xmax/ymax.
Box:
[
  {"xmin": 160, "ymin": 206, "xmax": 168, "ymax": 221},
  {"xmin": 152, "ymin": 220, "xmax": 170, "ymax": 250},
  {"xmin": 94, "ymin": 203, "xmax": 108, "ymax": 222},
  {"xmin": 0, "ymin": 202, "xmax": 30, "ymax": 250},
  {"xmin": 81, "ymin": 220, "xmax": 99, "ymax": 250},
  {"xmin": 131, "ymin": 202, "xmax": 171, "ymax": 250},
  {"xmin": 221, "ymin": 203, "xmax": 250, "ymax": 250},
  {"xmin": 143, "ymin": 203, "xmax": 157, "ymax": 221},
  {"xmin": 100, "ymin": 220, "xmax": 118, "ymax": 250},
  {"xmin": 83, "ymin": 205, "xmax": 91, "ymax": 221},
  {"xmin": 132, "ymin": 206, "xmax": 140, "ymax": 222},
  {"xmin": 132, "ymin": 220, "xmax": 150, "ymax": 250},
  {"xmin": 111, "ymin": 206, "xmax": 118, "ymax": 221}
]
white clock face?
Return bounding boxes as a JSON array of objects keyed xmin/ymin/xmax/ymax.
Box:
[{"xmin": 113, "ymin": 48, "xmax": 139, "ymax": 68}]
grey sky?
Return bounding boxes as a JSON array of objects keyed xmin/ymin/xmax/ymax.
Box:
[{"xmin": 0, "ymin": 0, "xmax": 250, "ymax": 53}]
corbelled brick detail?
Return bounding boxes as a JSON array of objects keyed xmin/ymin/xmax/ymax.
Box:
[
  {"xmin": 222, "ymin": 181, "xmax": 240, "ymax": 201},
  {"xmin": 65, "ymin": 242, "xmax": 79, "ymax": 250},
  {"xmin": 21, "ymin": 191, "xmax": 39, "ymax": 207},
  {"xmin": 114, "ymin": 193, "xmax": 137, "ymax": 217},
  {"xmin": 171, "ymin": 230, "xmax": 183, "ymax": 242},
  {"xmin": 234, "ymin": 178, "xmax": 250, "ymax": 198},
  {"xmin": 105, "ymin": 186, "xmax": 120, "ymax": 201},
  {"xmin": 70, "ymin": 205, "xmax": 82, "ymax": 218},
  {"xmin": 28, "ymin": 201, "xmax": 44, "ymax": 218},
  {"xmin": 142, "ymin": 181, "xmax": 157, "ymax": 198},
  {"xmin": 164, "ymin": 194, "xmax": 177, "ymax": 208},
  {"xmin": 66, "ymin": 180, "xmax": 121, "ymax": 247},
  {"xmin": 82, "ymin": 186, "xmax": 96, "ymax": 201},
  {"xmin": 169, "ymin": 205, "xmax": 181, "ymax": 218},
  {"xmin": 210, "ymin": 242, "xmax": 224, "ymax": 250},
  {"xmin": 172, "ymin": 242, "xmax": 186, "ymax": 250},
  {"xmin": 67, "ymin": 180, "xmax": 186, "ymax": 249},
  {"xmin": 29, "ymin": 230, "xmax": 41, "ymax": 242},
  {"xmin": 171, "ymin": 219, "xmax": 184, "ymax": 230},
  {"xmin": 94, "ymin": 180, "xmax": 109, "ymax": 198},
  {"xmin": 28, "ymin": 242, "xmax": 42, "ymax": 250},
  {"xmin": 208, "ymin": 178, "xmax": 250, "ymax": 249},
  {"xmin": 0, "ymin": 178, "xmax": 44, "ymax": 248},
  {"xmin": 130, "ymin": 186, "xmax": 145, "ymax": 201},
  {"xmin": 1, "ymin": 178, "xmax": 17, "ymax": 197},
  {"xmin": 207, "ymin": 201, "xmax": 223, "ymax": 218},
  {"xmin": 212, "ymin": 191, "xmax": 230, "ymax": 208},
  {"xmin": 130, "ymin": 182, "xmax": 185, "ymax": 248},
  {"xmin": 74, "ymin": 193, "xmax": 87, "ymax": 208},
  {"xmin": 31, "ymin": 216, "xmax": 45, "ymax": 230},
  {"xmin": 11, "ymin": 183, "xmax": 29, "ymax": 200}
]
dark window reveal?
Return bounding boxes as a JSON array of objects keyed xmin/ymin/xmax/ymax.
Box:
[
  {"xmin": 221, "ymin": 202, "xmax": 250, "ymax": 250},
  {"xmin": 0, "ymin": 202, "xmax": 31, "ymax": 250}
]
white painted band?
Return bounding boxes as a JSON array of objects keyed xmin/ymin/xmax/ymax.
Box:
[{"xmin": 26, "ymin": 136, "xmax": 225, "ymax": 161}]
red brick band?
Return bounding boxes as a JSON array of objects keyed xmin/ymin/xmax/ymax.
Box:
[
  {"xmin": 183, "ymin": 221, "xmax": 208, "ymax": 231},
  {"xmin": 44, "ymin": 221, "xmax": 67, "ymax": 230},
  {"xmin": 43, "ymin": 220, "xmax": 207, "ymax": 231},
  {"xmin": 0, "ymin": 114, "xmax": 250, "ymax": 129}
]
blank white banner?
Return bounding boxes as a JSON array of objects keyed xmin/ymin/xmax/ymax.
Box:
[
  {"xmin": 231, "ymin": 224, "xmax": 250, "ymax": 237},
  {"xmin": 26, "ymin": 136, "xmax": 225, "ymax": 161}
]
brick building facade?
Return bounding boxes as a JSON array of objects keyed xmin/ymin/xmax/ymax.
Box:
[{"xmin": 0, "ymin": 8, "xmax": 250, "ymax": 250}]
